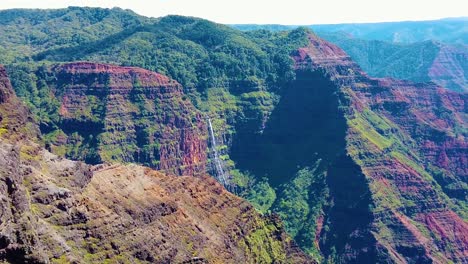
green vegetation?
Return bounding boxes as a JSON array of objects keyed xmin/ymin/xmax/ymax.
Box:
[
  {"xmin": 0, "ymin": 7, "xmax": 151, "ymax": 62},
  {"xmin": 348, "ymin": 115, "xmax": 393, "ymax": 150},
  {"xmin": 239, "ymin": 216, "xmax": 288, "ymax": 263},
  {"xmin": 246, "ymin": 179, "xmax": 277, "ymax": 214},
  {"xmin": 0, "ymin": 128, "xmax": 7, "ymax": 137},
  {"xmin": 6, "ymin": 64, "xmax": 61, "ymax": 125},
  {"xmin": 273, "ymin": 163, "xmax": 328, "ymax": 259}
]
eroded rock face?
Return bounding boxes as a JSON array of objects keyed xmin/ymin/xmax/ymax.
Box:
[
  {"xmin": 294, "ymin": 34, "xmax": 468, "ymax": 263},
  {"xmin": 46, "ymin": 62, "xmax": 207, "ymax": 176},
  {"xmin": 0, "ymin": 65, "xmax": 39, "ymax": 142},
  {"xmin": 0, "ymin": 146, "xmax": 313, "ymax": 263},
  {"xmin": 0, "ymin": 67, "xmax": 12, "ymax": 103},
  {"xmin": 0, "ymin": 65, "xmax": 88, "ymax": 262}
]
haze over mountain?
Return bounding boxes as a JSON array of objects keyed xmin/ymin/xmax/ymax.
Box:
[
  {"xmin": 233, "ymin": 17, "xmax": 468, "ymax": 44},
  {"xmin": 0, "ymin": 6, "xmax": 466, "ymax": 264},
  {"xmin": 317, "ymin": 32, "xmax": 468, "ymax": 92}
]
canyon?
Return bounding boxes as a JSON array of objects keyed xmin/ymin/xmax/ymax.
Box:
[
  {"xmin": 0, "ymin": 65, "xmax": 312, "ymax": 263},
  {"xmin": 0, "ymin": 7, "xmax": 466, "ymax": 263}
]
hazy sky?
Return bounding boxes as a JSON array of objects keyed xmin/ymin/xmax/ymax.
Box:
[{"xmin": 0, "ymin": 0, "xmax": 466, "ymax": 24}]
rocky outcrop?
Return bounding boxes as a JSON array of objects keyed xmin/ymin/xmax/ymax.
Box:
[
  {"xmin": 2, "ymin": 19, "xmax": 466, "ymax": 262},
  {"xmin": 0, "ymin": 67, "xmax": 12, "ymax": 103},
  {"xmin": 45, "ymin": 62, "xmax": 207, "ymax": 176},
  {"xmin": 0, "ymin": 141, "xmax": 93, "ymax": 263},
  {"xmin": 0, "ymin": 65, "xmax": 39, "ymax": 142},
  {"xmin": 293, "ymin": 33, "xmax": 468, "ymax": 263},
  {"xmin": 226, "ymin": 33, "xmax": 467, "ymax": 262}
]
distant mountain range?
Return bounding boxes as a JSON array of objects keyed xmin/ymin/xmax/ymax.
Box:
[
  {"xmin": 232, "ymin": 18, "xmax": 468, "ymax": 92},
  {"xmin": 318, "ymin": 32, "xmax": 467, "ymax": 92},
  {"xmin": 232, "ymin": 17, "xmax": 468, "ymax": 44}
]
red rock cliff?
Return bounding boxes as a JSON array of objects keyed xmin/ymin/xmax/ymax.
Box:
[{"xmin": 47, "ymin": 62, "xmax": 207, "ymax": 176}]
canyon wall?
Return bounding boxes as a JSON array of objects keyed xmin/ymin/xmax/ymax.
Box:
[
  {"xmin": 292, "ymin": 33, "xmax": 467, "ymax": 263},
  {"xmin": 43, "ymin": 62, "xmax": 207, "ymax": 176}
]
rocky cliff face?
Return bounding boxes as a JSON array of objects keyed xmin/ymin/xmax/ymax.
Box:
[
  {"xmin": 292, "ymin": 34, "xmax": 467, "ymax": 263},
  {"xmin": 0, "ymin": 66, "xmax": 39, "ymax": 142},
  {"xmin": 0, "ymin": 67, "xmax": 12, "ymax": 103},
  {"xmin": 43, "ymin": 62, "xmax": 207, "ymax": 176},
  {"xmin": 0, "ymin": 65, "xmax": 313, "ymax": 263}
]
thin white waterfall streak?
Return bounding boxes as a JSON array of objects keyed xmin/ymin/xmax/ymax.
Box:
[{"xmin": 207, "ymin": 118, "xmax": 229, "ymax": 187}]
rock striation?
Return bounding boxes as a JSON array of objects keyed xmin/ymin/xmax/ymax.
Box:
[{"xmin": 45, "ymin": 62, "xmax": 207, "ymax": 176}]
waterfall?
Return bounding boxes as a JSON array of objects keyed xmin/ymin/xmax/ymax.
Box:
[{"xmin": 207, "ymin": 117, "xmax": 230, "ymax": 188}]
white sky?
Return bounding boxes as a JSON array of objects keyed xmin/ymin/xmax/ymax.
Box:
[{"xmin": 0, "ymin": 0, "xmax": 466, "ymax": 25}]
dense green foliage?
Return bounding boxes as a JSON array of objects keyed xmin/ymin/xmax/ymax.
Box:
[
  {"xmin": 0, "ymin": 8, "xmax": 309, "ymax": 95},
  {"xmin": 6, "ymin": 63, "xmax": 61, "ymax": 125},
  {"xmin": 1, "ymin": 10, "xmax": 315, "ymax": 243},
  {"xmin": 0, "ymin": 7, "xmax": 310, "ymax": 157},
  {"xmin": 1, "ymin": 7, "xmax": 311, "ymax": 192},
  {"xmin": 0, "ymin": 7, "xmax": 151, "ymax": 63},
  {"xmin": 274, "ymin": 163, "xmax": 328, "ymax": 259},
  {"xmin": 32, "ymin": 16, "xmax": 309, "ymax": 94}
]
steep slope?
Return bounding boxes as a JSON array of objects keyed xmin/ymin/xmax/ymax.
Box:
[
  {"xmin": 0, "ymin": 66, "xmax": 313, "ymax": 263},
  {"xmin": 0, "ymin": 66, "xmax": 39, "ymax": 142},
  {"xmin": 18, "ymin": 62, "xmax": 207, "ymax": 176},
  {"xmin": 228, "ymin": 31, "xmax": 467, "ymax": 263},
  {"xmin": 230, "ymin": 34, "xmax": 384, "ymax": 262},
  {"xmin": 6, "ymin": 14, "xmax": 311, "ymax": 187},
  {"xmin": 233, "ymin": 22, "xmax": 468, "ymax": 92},
  {"xmin": 292, "ymin": 33, "xmax": 467, "ymax": 263}
]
